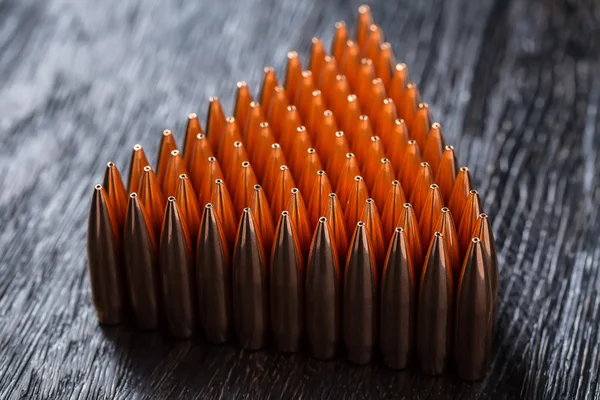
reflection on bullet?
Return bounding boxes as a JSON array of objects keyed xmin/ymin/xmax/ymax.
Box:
[
  {"xmin": 476, "ymin": 213, "xmax": 499, "ymax": 327},
  {"xmin": 458, "ymin": 190, "xmax": 482, "ymax": 258},
  {"xmin": 160, "ymin": 197, "xmax": 196, "ymax": 338},
  {"xmin": 381, "ymin": 180, "xmax": 407, "ymax": 244},
  {"xmin": 183, "ymin": 113, "xmax": 203, "ymax": 166},
  {"xmin": 448, "ymin": 166, "xmax": 473, "ymax": 226},
  {"xmin": 175, "ymin": 174, "xmax": 201, "ymax": 247},
  {"xmin": 138, "ymin": 166, "xmax": 165, "ymax": 237},
  {"xmin": 157, "ymin": 129, "xmax": 178, "ymax": 185},
  {"xmin": 251, "ymin": 184, "xmax": 275, "ymax": 254},
  {"xmin": 285, "ymin": 51, "xmax": 303, "ymax": 104},
  {"xmin": 211, "ymin": 178, "xmax": 238, "ymax": 251},
  {"xmin": 343, "ymin": 222, "xmax": 377, "ymax": 364},
  {"xmin": 196, "ymin": 203, "xmax": 231, "ymax": 343},
  {"xmin": 409, "ymin": 162, "xmax": 434, "ymax": 219},
  {"xmin": 436, "ymin": 145, "xmax": 459, "ymax": 204},
  {"xmin": 87, "ymin": 184, "xmax": 125, "ymax": 325},
  {"xmin": 207, "ymin": 97, "xmax": 226, "ymax": 153},
  {"xmin": 454, "ymin": 238, "xmax": 493, "ymax": 381},
  {"xmin": 270, "ymin": 211, "xmax": 304, "ymax": 352},
  {"xmin": 436, "ymin": 207, "xmax": 461, "ymax": 279},
  {"xmin": 124, "ymin": 193, "xmax": 160, "ymax": 330},
  {"xmin": 234, "ymin": 81, "xmax": 253, "ymax": 133},
  {"xmin": 380, "ymin": 227, "xmax": 415, "ymax": 369},
  {"xmin": 417, "ymin": 232, "xmax": 453, "ymax": 375},
  {"xmin": 306, "ymin": 217, "xmax": 341, "ymax": 360},
  {"xmin": 127, "ymin": 144, "xmax": 150, "ymax": 193},
  {"xmin": 326, "ymin": 193, "xmax": 349, "ymax": 267},
  {"xmin": 422, "ymin": 122, "xmax": 445, "ymax": 175},
  {"xmin": 286, "ymin": 188, "xmax": 312, "ymax": 257},
  {"xmin": 308, "ymin": 170, "xmax": 333, "ymax": 228},
  {"xmin": 260, "ymin": 66, "xmax": 279, "ymax": 115},
  {"xmin": 400, "ymin": 203, "xmax": 424, "ymax": 279},
  {"xmin": 232, "ymin": 208, "xmax": 268, "ymax": 350},
  {"xmin": 103, "ymin": 161, "xmax": 128, "ymax": 231}
]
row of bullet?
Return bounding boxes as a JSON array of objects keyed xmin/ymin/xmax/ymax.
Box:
[{"xmin": 87, "ymin": 5, "xmax": 498, "ymax": 381}]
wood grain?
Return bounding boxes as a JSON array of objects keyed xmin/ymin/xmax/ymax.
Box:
[{"xmin": 1, "ymin": 0, "xmax": 599, "ymax": 398}]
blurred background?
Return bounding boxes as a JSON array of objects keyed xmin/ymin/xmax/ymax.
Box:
[{"xmin": 1, "ymin": 0, "xmax": 600, "ymax": 398}]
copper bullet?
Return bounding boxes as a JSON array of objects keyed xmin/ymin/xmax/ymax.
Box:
[
  {"xmin": 87, "ymin": 184, "xmax": 125, "ymax": 325},
  {"xmin": 381, "ymin": 180, "xmax": 407, "ymax": 244},
  {"xmin": 176, "ymin": 174, "xmax": 201, "ymax": 247},
  {"xmin": 232, "ymin": 208, "xmax": 268, "ymax": 350},
  {"xmin": 308, "ymin": 170, "xmax": 333, "ymax": 229},
  {"xmin": 299, "ymin": 148, "xmax": 324, "ymax": 196},
  {"xmin": 198, "ymin": 156, "xmax": 225, "ymax": 207},
  {"xmin": 188, "ymin": 134, "xmax": 215, "ymax": 193},
  {"xmin": 436, "ymin": 145, "xmax": 459, "ymax": 204},
  {"xmin": 295, "ymin": 71, "xmax": 315, "ymax": 120},
  {"xmin": 234, "ymin": 81, "xmax": 253, "ymax": 133},
  {"xmin": 267, "ymin": 86, "xmax": 289, "ymax": 137},
  {"xmin": 127, "ymin": 144, "xmax": 151, "ymax": 193},
  {"xmin": 196, "ymin": 203, "xmax": 231, "ymax": 343},
  {"xmin": 335, "ymin": 153, "xmax": 361, "ymax": 207},
  {"xmin": 375, "ymin": 43, "xmax": 395, "ymax": 89},
  {"xmin": 288, "ymin": 126, "xmax": 314, "ymax": 176},
  {"xmin": 400, "ymin": 83, "xmax": 421, "ymax": 132},
  {"xmin": 343, "ymin": 221, "xmax": 377, "ymax": 364},
  {"xmin": 138, "ymin": 165, "xmax": 165, "ymax": 236},
  {"xmin": 270, "ymin": 210, "xmax": 304, "ymax": 352},
  {"xmin": 362, "ymin": 137, "xmax": 387, "ymax": 191},
  {"xmin": 400, "ymin": 203, "xmax": 424, "ymax": 278},
  {"xmin": 374, "ymin": 98, "xmax": 397, "ymax": 143},
  {"xmin": 417, "ymin": 232, "xmax": 454, "ymax": 375},
  {"xmin": 156, "ymin": 129, "xmax": 178, "ymax": 185},
  {"xmin": 123, "ymin": 192, "xmax": 160, "ymax": 330},
  {"xmin": 345, "ymin": 176, "xmax": 370, "ymax": 231},
  {"xmin": 332, "ymin": 21, "xmax": 349, "ymax": 63},
  {"xmin": 162, "ymin": 150, "xmax": 188, "ymax": 198},
  {"xmin": 307, "ymin": 90, "xmax": 326, "ymax": 140},
  {"xmin": 476, "ymin": 213, "xmax": 499, "ymax": 327},
  {"xmin": 361, "ymin": 198, "xmax": 386, "ymax": 268},
  {"xmin": 325, "ymin": 131, "xmax": 351, "ymax": 186},
  {"xmin": 253, "ymin": 122, "xmax": 277, "ymax": 175},
  {"xmin": 330, "ymin": 75, "xmax": 351, "ymax": 119},
  {"xmin": 243, "ymin": 101, "xmax": 265, "ymax": 151},
  {"xmin": 458, "ymin": 189, "xmax": 482, "ymax": 258},
  {"xmin": 380, "ymin": 227, "xmax": 415, "ymax": 369},
  {"xmin": 341, "ymin": 40, "xmax": 361, "ymax": 90},
  {"xmin": 356, "ymin": 4, "xmax": 373, "ymax": 52},
  {"xmin": 318, "ymin": 57, "xmax": 339, "ymax": 105},
  {"xmin": 388, "ymin": 63, "xmax": 409, "ymax": 106},
  {"xmin": 285, "ymin": 51, "xmax": 303, "ymax": 104},
  {"xmin": 271, "ymin": 165, "xmax": 296, "ymax": 217},
  {"xmin": 305, "ymin": 217, "xmax": 341, "ymax": 360},
  {"xmin": 366, "ymin": 78, "xmax": 387, "ymax": 122},
  {"xmin": 325, "ymin": 193, "xmax": 349, "ymax": 268},
  {"xmin": 103, "ymin": 161, "xmax": 128, "ymax": 231},
  {"xmin": 341, "ymin": 94, "xmax": 362, "ymax": 146},
  {"xmin": 411, "ymin": 103, "xmax": 432, "ymax": 150},
  {"xmin": 409, "ymin": 162, "xmax": 434, "ymax": 219},
  {"xmin": 314, "ymin": 110, "xmax": 339, "ymax": 160},
  {"xmin": 211, "ymin": 178, "xmax": 238, "ymax": 251},
  {"xmin": 371, "ymin": 158, "xmax": 396, "ymax": 208},
  {"xmin": 309, "ymin": 38, "xmax": 326, "ymax": 84},
  {"xmin": 262, "ymin": 143, "xmax": 287, "ymax": 199},
  {"xmin": 251, "ymin": 184, "xmax": 275, "ymax": 254},
  {"xmin": 206, "ymin": 97, "xmax": 226, "ymax": 153},
  {"xmin": 160, "ymin": 197, "xmax": 196, "ymax": 338},
  {"xmin": 183, "ymin": 113, "xmax": 203, "ymax": 166},
  {"xmin": 352, "ymin": 115, "xmax": 374, "ymax": 165},
  {"xmin": 287, "ymin": 187, "xmax": 313, "ymax": 257},
  {"xmin": 436, "ymin": 207, "xmax": 461, "ymax": 279},
  {"xmin": 356, "ymin": 59, "xmax": 375, "ymax": 106},
  {"xmin": 365, "ymin": 25, "xmax": 383, "ymax": 63},
  {"xmin": 448, "ymin": 166, "xmax": 473, "ymax": 226},
  {"xmin": 419, "ymin": 184, "xmax": 445, "ymax": 250},
  {"xmin": 454, "ymin": 237, "xmax": 493, "ymax": 381},
  {"xmin": 279, "ymin": 105, "xmax": 302, "ymax": 153},
  {"xmin": 422, "ymin": 122, "xmax": 446, "ymax": 175},
  {"xmin": 399, "ymin": 140, "xmax": 423, "ymax": 199},
  {"xmin": 217, "ymin": 117, "xmax": 243, "ymax": 165},
  {"xmin": 386, "ymin": 119, "xmax": 410, "ymax": 175},
  {"xmin": 233, "ymin": 161, "xmax": 259, "ymax": 215},
  {"xmin": 260, "ymin": 66, "xmax": 279, "ymax": 115}
]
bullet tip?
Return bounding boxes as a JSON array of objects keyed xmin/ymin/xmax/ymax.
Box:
[{"xmin": 133, "ymin": 144, "xmax": 142, "ymax": 151}]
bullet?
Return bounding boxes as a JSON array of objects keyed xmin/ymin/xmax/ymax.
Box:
[
  {"xmin": 288, "ymin": 126, "xmax": 314, "ymax": 176},
  {"xmin": 417, "ymin": 232, "xmax": 453, "ymax": 375},
  {"xmin": 356, "ymin": 59, "xmax": 375, "ymax": 106},
  {"xmin": 198, "ymin": 156, "xmax": 225, "ymax": 207},
  {"xmin": 285, "ymin": 51, "xmax": 303, "ymax": 104},
  {"xmin": 374, "ymin": 98, "xmax": 398, "ymax": 144},
  {"xmin": 251, "ymin": 184, "xmax": 275, "ymax": 254},
  {"xmin": 476, "ymin": 213, "xmax": 499, "ymax": 327},
  {"xmin": 310, "ymin": 38, "xmax": 326, "ymax": 85},
  {"xmin": 341, "ymin": 40, "xmax": 361, "ymax": 90},
  {"xmin": 361, "ymin": 198, "xmax": 386, "ymax": 269},
  {"xmin": 232, "ymin": 208, "xmax": 269, "ymax": 350},
  {"xmin": 380, "ymin": 227, "xmax": 415, "ymax": 369},
  {"xmin": 454, "ymin": 237, "xmax": 493, "ymax": 381},
  {"xmin": 87, "ymin": 184, "xmax": 125, "ymax": 325},
  {"xmin": 175, "ymin": 174, "xmax": 201, "ymax": 247},
  {"xmin": 332, "ymin": 21, "xmax": 349, "ymax": 63},
  {"xmin": 260, "ymin": 66, "xmax": 279, "ymax": 115},
  {"xmin": 299, "ymin": 148, "xmax": 324, "ymax": 196},
  {"xmin": 262, "ymin": 143, "xmax": 287, "ymax": 199},
  {"xmin": 127, "ymin": 144, "xmax": 150, "ymax": 193},
  {"xmin": 418, "ymin": 184, "xmax": 445, "ymax": 250},
  {"xmin": 381, "ymin": 180, "xmax": 407, "ymax": 244},
  {"xmin": 271, "ymin": 165, "xmax": 296, "ymax": 217},
  {"xmin": 123, "ymin": 192, "xmax": 160, "ymax": 330},
  {"xmin": 308, "ymin": 170, "xmax": 333, "ymax": 229},
  {"xmin": 234, "ymin": 81, "xmax": 253, "ymax": 133},
  {"xmin": 435, "ymin": 145, "xmax": 459, "ymax": 204},
  {"xmin": 211, "ymin": 178, "xmax": 237, "ymax": 251},
  {"xmin": 400, "ymin": 203, "xmax": 424, "ymax": 279},
  {"xmin": 409, "ymin": 162, "xmax": 434, "ymax": 219},
  {"xmin": 188, "ymin": 134, "xmax": 215, "ymax": 193},
  {"xmin": 386, "ymin": 119, "xmax": 410, "ymax": 175},
  {"xmin": 183, "ymin": 113, "xmax": 203, "ymax": 166},
  {"xmin": 343, "ymin": 221, "xmax": 377, "ymax": 364},
  {"xmin": 366, "ymin": 79, "xmax": 387, "ymax": 123},
  {"xmin": 319, "ymin": 57, "xmax": 339, "ymax": 106},
  {"xmin": 233, "ymin": 161, "xmax": 259, "ymax": 215},
  {"xmin": 330, "ymin": 75, "xmax": 351, "ymax": 119},
  {"xmin": 352, "ymin": 116, "xmax": 374, "ymax": 165},
  {"xmin": 399, "ymin": 140, "xmax": 423, "ymax": 199},
  {"xmin": 103, "ymin": 161, "xmax": 128, "ymax": 231},
  {"xmin": 138, "ymin": 166, "xmax": 165, "ymax": 237},
  {"xmin": 340, "ymin": 94, "xmax": 362, "ymax": 146},
  {"xmin": 411, "ymin": 103, "xmax": 432, "ymax": 150},
  {"xmin": 344, "ymin": 176, "xmax": 370, "ymax": 232},
  {"xmin": 253, "ymin": 122, "xmax": 277, "ymax": 174},
  {"xmin": 294, "ymin": 71, "xmax": 315, "ymax": 120},
  {"xmin": 217, "ymin": 117, "xmax": 243, "ymax": 165},
  {"xmin": 162, "ymin": 150, "xmax": 188, "ymax": 198},
  {"xmin": 362, "ymin": 136, "xmax": 387, "ymax": 190},
  {"xmin": 279, "ymin": 106, "xmax": 302, "ymax": 154},
  {"xmin": 267, "ymin": 86, "xmax": 289, "ymax": 138},
  {"xmin": 422, "ymin": 122, "xmax": 446, "ymax": 175},
  {"xmin": 375, "ymin": 43, "xmax": 395, "ymax": 89},
  {"xmin": 270, "ymin": 211, "xmax": 304, "ymax": 352},
  {"xmin": 156, "ymin": 129, "xmax": 178, "ymax": 185},
  {"xmin": 356, "ymin": 5, "xmax": 373, "ymax": 52},
  {"xmin": 458, "ymin": 189, "xmax": 482, "ymax": 259},
  {"xmin": 314, "ymin": 110, "xmax": 339, "ymax": 159},
  {"xmin": 305, "ymin": 217, "xmax": 341, "ymax": 360},
  {"xmin": 388, "ymin": 63, "xmax": 409, "ymax": 107},
  {"xmin": 371, "ymin": 158, "xmax": 396, "ymax": 208},
  {"xmin": 448, "ymin": 166, "xmax": 473, "ymax": 226},
  {"xmin": 307, "ymin": 90, "xmax": 326, "ymax": 141},
  {"xmin": 243, "ymin": 101, "xmax": 265, "ymax": 151},
  {"xmin": 400, "ymin": 83, "xmax": 421, "ymax": 132},
  {"xmin": 160, "ymin": 197, "xmax": 196, "ymax": 339},
  {"xmin": 436, "ymin": 207, "xmax": 461, "ymax": 279},
  {"xmin": 325, "ymin": 131, "xmax": 351, "ymax": 186},
  {"xmin": 206, "ymin": 97, "xmax": 226, "ymax": 153},
  {"xmin": 365, "ymin": 24, "xmax": 383, "ymax": 64},
  {"xmin": 325, "ymin": 193, "xmax": 349, "ymax": 267},
  {"xmin": 196, "ymin": 203, "xmax": 231, "ymax": 343},
  {"xmin": 286, "ymin": 187, "xmax": 312, "ymax": 257}
]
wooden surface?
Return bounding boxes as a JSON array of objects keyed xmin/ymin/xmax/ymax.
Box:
[{"xmin": 1, "ymin": 0, "xmax": 599, "ymax": 398}]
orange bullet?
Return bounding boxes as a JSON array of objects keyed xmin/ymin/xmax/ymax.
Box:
[
  {"xmin": 162, "ymin": 150, "xmax": 188, "ymax": 198},
  {"xmin": 435, "ymin": 207, "xmax": 461, "ymax": 279},
  {"xmin": 279, "ymin": 105, "xmax": 302, "ymax": 153},
  {"xmin": 243, "ymin": 101, "xmax": 265, "ymax": 151},
  {"xmin": 375, "ymin": 43, "xmax": 395, "ymax": 88},
  {"xmin": 233, "ymin": 161, "xmax": 259, "ymax": 215},
  {"xmin": 325, "ymin": 131, "xmax": 351, "ymax": 186},
  {"xmin": 458, "ymin": 189, "xmax": 482, "ymax": 258},
  {"xmin": 259, "ymin": 66, "xmax": 279, "ymax": 116},
  {"xmin": 356, "ymin": 58, "xmax": 376, "ymax": 106},
  {"xmin": 318, "ymin": 57, "xmax": 339, "ymax": 105},
  {"xmin": 234, "ymin": 81, "xmax": 253, "ymax": 133},
  {"xmin": 385, "ymin": 119, "xmax": 411, "ymax": 174},
  {"xmin": 267, "ymin": 86, "xmax": 289, "ymax": 138},
  {"xmin": 310, "ymin": 38, "xmax": 326, "ymax": 83},
  {"xmin": 436, "ymin": 145, "xmax": 459, "ymax": 204},
  {"xmin": 361, "ymin": 198, "xmax": 386, "ymax": 268},
  {"xmin": 400, "ymin": 203, "xmax": 424, "ymax": 278},
  {"xmin": 271, "ymin": 165, "xmax": 297, "ymax": 217},
  {"xmin": 352, "ymin": 115, "xmax": 374, "ymax": 163},
  {"xmin": 399, "ymin": 140, "xmax": 423, "ymax": 199},
  {"xmin": 476, "ymin": 213, "xmax": 499, "ymax": 326},
  {"xmin": 374, "ymin": 98, "xmax": 397, "ymax": 140},
  {"xmin": 251, "ymin": 184, "xmax": 275, "ymax": 254},
  {"xmin": 325, "ymin": 193, "xmax": 349, "ymax": 267},
  {"xmin": 156, "ymin": 129, "xmax": 178, "ymax": 185},
  {"xmin": 262, "ymin": 143, "xmax": 287, "ymax": 199},
  {"xmin": 103, "ymin": 161, "xmax": 128, "ymax": 231},
  {"xmin": 211, "ymin": 178, "xmax": 237, "ymax": 250},
  {"xmin": 411, "ymin": 103, "xmax": 433, "ymax": 151},
  {"xmin": 365, "ymin": 24, "xmax": 383, "ymax": 63},
  {"xmin": 366, "ymin": 78, "xmax": 387, "ymax": 122},
  {"xmin": 314, "ymin": 110, "xmax": 339, "ymax": 159},
  {"xmin": 341, "ymin": 40, "xmax": 361, "ymax": 89},
  {"xmin": 344, "ymin": 176, "xmax": 370, "ymax": 231},
  {"xmin": 422, "ymin": 122, "xmax": 446, "ymax": 175},
  {"xmin": 400, "ymin": 83, "xmax": 421, "ymax": 133},
  {"xmin": 308, "ymin": 170, "xmax": 333, "ymax": 228},
  {"xmin": 332, "ymin": 21, "xmax": 349, "ymax": 63},
  {"xmin": 183, "ymin": 113, "xmax": 203, "ymax": 166},
  {"xmin": 371, "ymin": 158, "xmax": 396, "ymax": 208},
  {"xmin": 198, "ymin": 156, "xmax": 225, "ymax": 207},
  {"xmin": 288, "ymin": 126, "xmax": 314, "ymax": 176},
  {"xmin": 138, "ymin": 166, "xmax": 165, "ymax": 237},
  {"xmin": 294, "ymin": 71, "xmax": 315, "ymax": 120},
  {"xmin": 284, "ymin": 51, "xmax": 303, "ymax": 104},
  {"xmin": 188, "ymin": 134, "xmax": 214, "ymax": 194},
  {"xmin": 253, "ymin": 122, "xmax": 277, "ymax": 170},
  {"xmin": 286, "ymin": 187, "xmax": 313, "ymax": 257},
  {"xmin": 340, "ymin": 94, "xmax": 362, "ymax": 145},
  {"xmin": 409, "ymin": 162, "xmax": 435, "ymax": 219},
  {"xmin": 307, "ymin": 90, "xmax": 326, "ymax": 141},
  {"xmin": 448, "ymin": 166, "xmax": 473, "ymax": 225},
  {"xmin": 335, "ymin": 153, "xmax": 361, "ymax": 206},
  {"xmin": 362, "ymin": 136, "xmax": 387, "ymax": 190},
  {"xmin": 418, "ymin": 184, "xmax": 445, "ymax": 251},
  {"xmin": 226, "ymin": 141, "xmax": 250, "ymax": 187},
  {"xmin": 381, "ymin": 180, "xmax": 407, "ymax": 244},
  {"xmin": 127, "ymin": 144, "xmax": 151, "ymax": 193},
  {"xmin": 356, "ymin": 5, "xmax": 373, "ymax": 52},
  {"xmin": 206, "ymin": 97, "xmax": 226, "ymax": 153},
  {"xmin": 388, "ymin": 63, "xmax": 409, "ymax": 106},
  {"xmin": 330, "ymin": 75, "xmax": 351, "ymax": 118},
  {"xmin": 299, "ymin": 148, "xmax": 324, "ymax": 196},
  {"xmin": 217, "ymin": 117, "xmax": 243, "ymax": 164},
  {"xmin": 175, "ymin": 174, "xmax": 201, "ymax": 247}
]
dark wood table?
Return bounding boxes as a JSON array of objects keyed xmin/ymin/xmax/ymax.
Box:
[{"xmin": 1, "ymin": 0, "xmax": 599, "ymax": 398}]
